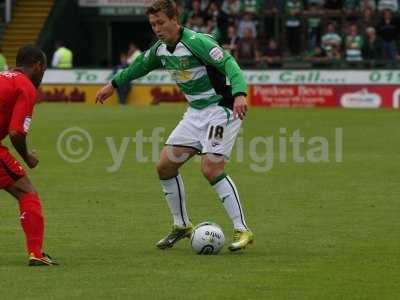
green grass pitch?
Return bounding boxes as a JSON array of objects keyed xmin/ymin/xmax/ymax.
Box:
[{"xmin": 0, "ymin": 103, "xmax": 399, "ymax": 299}]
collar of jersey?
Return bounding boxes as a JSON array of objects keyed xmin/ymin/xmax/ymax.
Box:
[{"xmin": 166, "ymin": 27, "xmax": 185, "ymax": 53}]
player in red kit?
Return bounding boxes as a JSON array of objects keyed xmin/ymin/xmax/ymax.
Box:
[{"xmin": 0, "ymin": 45, "xmax": 57, "ymax": 266}]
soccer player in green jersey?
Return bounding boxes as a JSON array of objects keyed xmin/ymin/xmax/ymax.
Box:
[{"xmin": 96, "ymin": 0, "xmax": 253, "ymax": 251}]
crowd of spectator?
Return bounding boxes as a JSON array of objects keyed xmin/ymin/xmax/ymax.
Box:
[{"xmin": 177, "ymin": 0, "xmax": 400, "ymax": 68}]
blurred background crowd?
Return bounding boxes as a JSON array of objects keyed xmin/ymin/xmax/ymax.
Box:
[
  {"xmin": 1, "ymin": 0, "xmax": 400, "ymax": 69},
  {"xmin": 175, "ymin": 0, "xmax": 400, "ymax": 68}
]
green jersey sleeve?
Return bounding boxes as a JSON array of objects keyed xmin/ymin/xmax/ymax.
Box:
[
  {"xmin": 186, "ymin": 33, "xmax": 247, "ymax": 96},
  {"xmin": 112, "ymin": 41, "xmax": 162, "ymax": 87}
]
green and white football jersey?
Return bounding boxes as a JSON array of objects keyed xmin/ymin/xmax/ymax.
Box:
[{"xmin": 112, "ymin": 27, "xmax": 247, "ymax": 110}]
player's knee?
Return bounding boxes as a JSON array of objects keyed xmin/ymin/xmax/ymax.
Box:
[
  {"xmin": 8, "ymin": 178, "xmax": 37, "ymax": 198},
  {"xmin": 9, "ymin": 186, "xmax": 37, "ymax": 199},
  {"xmin": 156, "ymin": 161, "xmax": 177, "ymax": 178},
  {"xmin": 201, "ymin": 165, "xmax": 221, "ymax": 183},
  {"xmin": 18, "ymin": 183, "xmax": 37, "ymax": 196}
]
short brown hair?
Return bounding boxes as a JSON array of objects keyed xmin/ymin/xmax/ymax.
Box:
[
  {"xmin": 146, "ymin": 0, "xmax": 178, "ymax": 19},
  {"xmin": 16, "ymin": 44, "xmax": 46, "ymax": 67}
]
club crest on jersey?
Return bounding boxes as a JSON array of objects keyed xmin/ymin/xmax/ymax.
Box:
[
  {"xmin": 209, "ymin": 47, "xmax": 224, "ymax": 62},
  {"xmin": 23, "ymin": 117, "xmax": 32, "ymax": 133},
  {"xmin": 179, "ymin": 57, "xmax": 190, "ymax": 69}
]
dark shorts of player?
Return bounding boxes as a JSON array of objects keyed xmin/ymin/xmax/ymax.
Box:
[{"xmin": 0, "ymin": 146, "xmax": 26, "ymax": 189}]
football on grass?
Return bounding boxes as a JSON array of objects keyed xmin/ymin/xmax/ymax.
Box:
[{"xmin": 190, "ymin": 222, "xmax": 225, "ymax": 255}]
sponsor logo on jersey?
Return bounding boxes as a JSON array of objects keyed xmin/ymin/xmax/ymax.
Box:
[
  {"xmin": 209, "ymin": 47, "xmax": 224, "ymax": 62},
  {"xmin": 23, "ymin": 117, "xmax": 32, "ymax": 133},
  {"xmin": 171, "ymin": 70, "xmax": 193, "ymax": 82},
  {"xmin": 0, "ymin": 71, "xmax": 19, "ymax": 78}
]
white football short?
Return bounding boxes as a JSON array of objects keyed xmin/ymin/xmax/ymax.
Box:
[{"xmin": 165, "ymin": 104, "xmax": 241, "ymax": 159}]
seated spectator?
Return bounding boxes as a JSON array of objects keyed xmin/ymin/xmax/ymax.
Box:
[
  {"xmin": 260, "ymin": 38, "xmax": 283, "ymax": 68},
  {"xmin": 205, "ymin": 1, "xmax": 229, "ymax": 35},
  {"xmin": 378, "ymin": 0, "xmax": 398, "ymax": 12},
  {"xmin": 222, "ymin": 25, "xmax": 240, "ymax": 56},
  {"xmin": 240, "ymin": 0, "xmax": 262, "ymax": 14},
  {"xmin": 285, "ymin": 0, "xmax": 303, "ymax": 55},
  {"xmin": 186, "ymin": 15, "xmax": 204, "ymax": 32},
  {"xmin": 204, "ymin": 1, "xmax": 221, "ymax": 23},
  {"xmin": 343, "ymin": 0, "xmax": 360, "ymax": 14},
  {"xmin": 127, "ymin": 42, "xmax": 142, "ymax": 64},
  {"xmin": 222, "ymin": 0, "xmax": 241, "ymax": 18},
  {"xmin": 177, "ymin": 1, "xmax": 189, "ymax": 25},
  {"xmin": 202, "ymin": 19, "xmax": 222, "ymax": 42},
  {"xmin": 237, "ymin": 11, "xmax": 257, "ymax": 38},
  {"xmin": 306, "ymin": 46, "xmax": 330, "ymax": 68},
  {"xmin": 186, "ymin": 0, "xmax": 205, "ymax": 32},
  {"xmin": 362, "ymin": 27, "xmax": 385, "ymax": 65},
  {"xmin": 321, "ymin": 23, "xmax": 342, "ymax": 56},
  {"xmin": 376, "ymin": 9, "xmax": 399, "ymax": 60},
  {"xmin": 235, "ymin": 27, "xmax": 260, "ymax": 66},
  {"xmin": 345, "ymin": 24, "xmax": 364, "ymax": 62},
  {"xmin": 327, "ymin": 44, "xmax": 342, "ymax": 65},
  {"xmin": 360, "ymin": 0, "xmax": 376, "ymax": 10},
  {"xmin": 113, "ymin": 53, "xmax": 130, "ymax": 105},
  {"xmin": 187, "ymin": 16, "xmax": 204, "ymax": 32},
  {"xmin": 359, "ymin": 7, "xmax": 376, "ymax": 30}
]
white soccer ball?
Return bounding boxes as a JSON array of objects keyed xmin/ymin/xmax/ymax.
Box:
[{"xmin": 190, "ymin": 222, "xmax": 225, "ymax": 255}]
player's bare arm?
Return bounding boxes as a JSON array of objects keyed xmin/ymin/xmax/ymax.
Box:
[
  {"xmin": 96, "ymin": 82, "xmax": 115, "ymax": 104},
  {"xmin": 9, "ymin": 130, "xmax": 38, "ymax": 168},
  {"xmin": 233, "ymin": 95, "xmax": 248, "ymax": 120}
]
